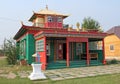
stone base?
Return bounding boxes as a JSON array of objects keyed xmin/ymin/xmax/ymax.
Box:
[
  {"xmin": 28, "ymin": 72, "xmax": 46, "ymax": 80},
  {"xmin": 28, "ymin": 63, "xmax": 46, "ymax": 80}
]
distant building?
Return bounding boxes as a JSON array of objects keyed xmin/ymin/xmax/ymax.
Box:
[
  {"xmin": 14, "ymin": 6, "xmax": 107, "ymax": 70},
  {"xmin": 105, "ymin": 26, "xmax": 120, "ymax": 60}
]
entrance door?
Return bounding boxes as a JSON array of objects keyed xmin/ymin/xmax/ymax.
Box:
[
  {"xmin": 63, "ymin": 43, "xmax": 66, "ymax": 60},
  {"xmin": 58, "ymin": 43, "xmax": 63, "ymax": 60},
  {"xmin": 58, "ymin": 43, "xmax": 66, "ymax": 60}
]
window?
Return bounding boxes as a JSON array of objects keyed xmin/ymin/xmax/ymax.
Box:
[
  {"xmin": 36, "ymin": 39, "xmax": 44, "ymax": 51},
  {"xmin": 76, "ymin": 43, "xmax": 82, "ymax": 55},
  {"xmin": 97, "ymin": 41, "xmax": 102, "ymax": 50},
  {"xmin": 47, "ymin": 16, "xmax": 53, "ymax": 22},
  {"xmin": 58, "ymin": 17, "xmax": 62, "ymax": 22},
  {"xmin": 20, "ymin": 40, "xmax": 26, "ymax": 57},
  {"xmin": 46, "ymin": 42, "xmax": 50, "ymax": 55},
  {"xmin": 110, "ymin": 45, "xmax": 114, "ymax": 51},
  {"xmin": 89, "ymin": 42, "xmax": 97, "ymax": 50}
]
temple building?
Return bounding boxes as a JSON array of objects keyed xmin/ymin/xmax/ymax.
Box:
[{"xmin": 14, "ymin": 6, "xmax": 107, "ymax": 70}]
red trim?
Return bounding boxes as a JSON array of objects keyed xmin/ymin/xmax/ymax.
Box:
[
  {"xmin": 67, "ymin": 37, "xmax": 88, "ymax": 42},
  {"xmin": 36, "ymin": 36, "xmax": 47, "ymax": 70},
  {"xmin": 35, "ymin": 36, "xmax": 45, "ymax": 41},
  {"xmin": 28, "ymin": 30, "xmax": 39, "ymax": 35},
  {"xmin": 66, "ymin": 38, "xmax": 70, "ymax": 67},
  {"xmin": 34, "ymin": 31, "xmax": 44, "ymax": 37},
  {"xmin": 86, "ymin": 42, "xmax": 90, "ymax": 66},
  {"xmin": 44, "ymin": 36, "xmax": 47, "ymax": 66},
  {"xmin": 45, "ymin": 22, "xmax": 63, "ymax": 28},
  {"xmin": 14, "ymin": 24, "xmax": 107, "ymax": 40},
  {"xmin": 102, "ymin": 39, "xmax": 106, "ymax": 64},
  {"xmin": 16, "ymin": 30, "xmax": 38, "ymax": 42}
]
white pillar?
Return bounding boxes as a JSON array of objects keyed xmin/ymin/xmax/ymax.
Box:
[{"xmin": 28, "ymin": 63, "xmax": 46, "ymax": 80}]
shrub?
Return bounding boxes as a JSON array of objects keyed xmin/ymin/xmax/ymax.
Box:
[
  {"xmin": 3, "ymin": 38, "xmax": 18, "ymax": 65},
  {"xmin": 107, "ymin": 59, "xmax": 118, "ymax": 65}
]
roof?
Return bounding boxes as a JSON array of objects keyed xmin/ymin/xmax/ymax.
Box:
[
  {"xmin": 29, "ymin": 7, "xmax": 69, "ymax": 21},
  {"xmin": 34, "ymin": 28, "xmax": 107, "ymax": 40},
  {"xmin": 106, "ymin": 26, "xmax": 120, "ymax": 38},
  {"xmin": 37, "ymin": 8, "xmax": 69, "ymax": 16},
  {"xmin": 13, "ymin": 25, "xmax": 27, "ymax": 40},
  {"xmin": 14, "ymin": 24, "xmax": 107, "ymax": 41}
]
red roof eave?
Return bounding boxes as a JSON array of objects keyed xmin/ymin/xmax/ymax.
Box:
[
  {"xmin": 35, "ymin": 30, "xmax": 107, "ymax": 39},
  {"xmin": 13, "ymin": 25, "xmax": 28, "ymax": 40}
]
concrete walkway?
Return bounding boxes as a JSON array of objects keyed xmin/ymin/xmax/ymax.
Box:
[
  {"xmin": 0, "ymin": 64, "xmax": 120, "ymax": 80},
  {"xmin": 43, "ymin": 64, "xmax": 120, "ymax": 80}
]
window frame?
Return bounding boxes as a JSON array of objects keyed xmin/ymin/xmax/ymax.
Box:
[
  {"xmin": 57, "ymin": 17, "xmax": 62, "ymax": 22},
  {"xmin": 109, "ymin": 45, "xmax": 114, "ymax": 51},
  {"xmin": 47, "ymin": 16, "xmax": 53, "ymax": 22}
]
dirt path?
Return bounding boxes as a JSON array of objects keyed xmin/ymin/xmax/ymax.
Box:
[{"xmin": 0, "ymin": 56, "xmax": 6, "ymax": 60}]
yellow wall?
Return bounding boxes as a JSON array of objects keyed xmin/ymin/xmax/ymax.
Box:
[{"xmin": 104, "ymin": 34, "xmax": 120, "ymax": 57}]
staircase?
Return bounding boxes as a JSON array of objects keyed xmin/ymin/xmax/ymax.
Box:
[
  {"xmin": 47, "ymin": 60, "xmax": 103, "ymax": 70},
  {"xmin": 47, "ymin": 61, "xmax": 67, "ymax": 70},
  {"xmin": 70, "ymin": 60, "xmax": 86, "ymax": 68},
  {"xmin": 90, "ymin": 60, "xmax": 103, "ymax": 66}
]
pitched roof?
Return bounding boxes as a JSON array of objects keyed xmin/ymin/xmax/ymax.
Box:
[
  {"xmin": 106, "ymin": 26, "xmax": 120, "ymax": 38},
  {"xmin": 29, "ymin": 7, "xmax": 69, "ymax": 21},
  {"xmin": 37, "ymin": 8, "xmax": 69, "ymax": 17}
]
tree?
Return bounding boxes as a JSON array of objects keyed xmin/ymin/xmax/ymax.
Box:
[
  {"xmin": 3, "ymin": 38, "xmax": 19, "ymax": 65},
  {"xmin": 82, "ymin": 17, "xmax": 100, "ymax": 30},
  {"xmin": 0, "ymin": 49, "xmax": 4, "ymax": 56}
]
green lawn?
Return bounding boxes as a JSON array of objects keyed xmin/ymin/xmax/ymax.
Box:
[
  {"xmin": 0, "ymin": 56, "xmax": 32, "ymax": 71},
  {"xmin": 0, "ymin": 74, "xmax": 120, "ymax": 84},
  {"xmin": 0, "ymin": 56, "xmax": 8, "ymax": 67}
]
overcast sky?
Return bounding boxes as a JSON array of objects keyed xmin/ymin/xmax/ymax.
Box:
[{"xmin": 0, "ymin": 0, "xmax": 120, "ymax": 45}]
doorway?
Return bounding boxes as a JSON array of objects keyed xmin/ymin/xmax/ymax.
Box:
[{"xmin": 63, "ymin": 43, "xmax": 66, "ymax": 60}]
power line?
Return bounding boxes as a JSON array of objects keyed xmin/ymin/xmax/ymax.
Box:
[
  {"xmin": 0, "ymin": 17, "xmax": 20, "ymax": 22},
  {"xmin": 0, "ymin": 17, "xmax": 30, "ymax": 24}
]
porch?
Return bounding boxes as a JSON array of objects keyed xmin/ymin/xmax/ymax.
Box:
[{"xmin": 46, "ymin": 37, "xmax": 104, "ymax": 69}]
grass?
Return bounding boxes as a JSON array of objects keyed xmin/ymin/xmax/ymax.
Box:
[
  {"xmin": 0, "ymin": 78, "xmax": 32, "ymax": 84},
  {"xmin": 0, "ymin": 56, "xmax": 8, "ymax": 67},
  {"xmin": 53, "ymin": 74, "xmax": 120, "ymax": 84},
  {"xmin": 0, "ymin": 74, "xmax": 120, "ymax": 84},
  {"xmin": 0, "ymin": 56, "xmax": 32, "ymax": 72}
]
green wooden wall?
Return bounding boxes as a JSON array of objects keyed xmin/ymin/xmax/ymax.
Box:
[
  {"xmin": 26, "ymin": 34, "xmax": 35, "ymax": 64},
  {"xmin": 89, "ymin": 50, "xmax": 103, "ymax": 61},
  {"xmin": 17, "ymin": 34, "xmax": 35, "ymax": 64},
  {"xmin": 73, "ymin": 42, "xmax": 86, "ymax": 60},
  {"xmin": 73, "ymin": 42, "xmax": 78, "ymax": 60},
  {"xmin": 49, "ymin": 40, "xmax": 54, "ymax": 62},
  {"xmin": 82, "ymin": 42, "xmax": 86, "ymax": 53}
]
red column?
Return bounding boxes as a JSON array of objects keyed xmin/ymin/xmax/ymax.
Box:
[
  {"xmin": 86, "ymin": 42, "xmax": 90, "ymax": 66},
  {"xmin": 42, "ymin": 36, "xmax": 47, "ymax": 70},
  {"xmin": 66, "ymin": 38, "xmax": 70, "ymax": 67},
  {"xmin": 102, "ymin": 39, "xmax": 106, "ymax": 64}
]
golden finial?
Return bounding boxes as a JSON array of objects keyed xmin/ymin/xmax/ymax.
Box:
[
  {"xmin": 76, "ymin": 22, "xmax": 80, "ymax": 29},
  {"xmin": 76, "ymin": 22, "xmax": 80, "ymax": 31},
  {"xmin": 20, "ymin": 21, "xmax": 23, "ymax": 25}
]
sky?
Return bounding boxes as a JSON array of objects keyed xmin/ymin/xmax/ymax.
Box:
[{"xmin": 0, "ymin": 0, "xmax": 120, "ymax": 45}]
